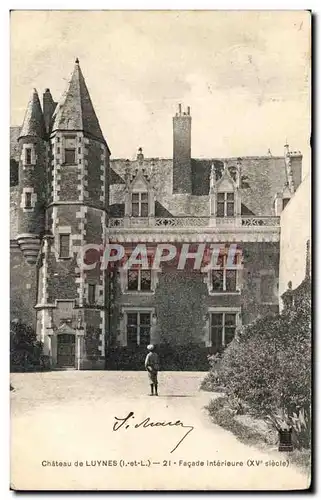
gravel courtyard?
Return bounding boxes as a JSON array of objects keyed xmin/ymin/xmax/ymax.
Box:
[{"xmin": 10, "ymin": 371, "xmax": 310, "ymax": 491}]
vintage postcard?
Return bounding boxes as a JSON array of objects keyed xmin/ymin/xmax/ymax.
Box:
[{"xmin": 10, "ymin": 10, "xmax": 311, "ymax": 491}]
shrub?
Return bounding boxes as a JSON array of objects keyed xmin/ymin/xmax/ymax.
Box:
[{"xmin": 200, "ymin": 370, "xmax": 223, "ymax": 391}]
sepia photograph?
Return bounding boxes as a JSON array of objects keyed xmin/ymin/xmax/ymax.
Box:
[{"xmin": 9, "ymin": 9, "xmax": 311, "ymax": 491}]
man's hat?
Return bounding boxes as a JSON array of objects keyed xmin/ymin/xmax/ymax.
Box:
[{"xmin": 147, "ymin": 344, "xmax": 154, "ymax": 351}]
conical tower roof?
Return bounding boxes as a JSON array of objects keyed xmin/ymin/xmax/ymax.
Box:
[
  {"xmin": 19, "ymin": 89, "xmax": 46, "ymax": 139},
  {"xmin": 52, "ymin": 59, "xmax": 106, "ymax": 145}
]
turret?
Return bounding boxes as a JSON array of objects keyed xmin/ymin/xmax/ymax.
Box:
[
  {"xmin": 173, "ymin": 104, "xmax": 192, "ymax": 194},
  {"xmin": 17, "ymin": 89, "xmax": 47, "ymax": 264}
]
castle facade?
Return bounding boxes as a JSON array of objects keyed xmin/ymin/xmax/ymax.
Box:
[{"xmin": 10, "ymin": 60, "xmax": 304, "ymax": 370}]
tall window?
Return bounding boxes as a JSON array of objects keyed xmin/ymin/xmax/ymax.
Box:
[
  {"xmin": 59, "ymin": 234, "xmax": 70, "ymax": 258},
  {"xmin": 282, "ymin": 198, "xmax": 290, "ymax": 210},
  {"xmin": 217, "ymin": 192, "xmax": 235, "ymax": 217},
  {"xmin": 25, "ymin": 148, "xmax": 32, "ymax": 165},
  {"xmin": 127, "ymin": 270, "xmax": 151, "ymax": 291},
  {"xmin": 126, "ymin": 312, "xmax": 151, "ymax": 346},
  {"xmin": 24, "ymin": 192, "xmax": 32, "ymax": 209},
  {"xmin": 64, "ymin": 148, "xmax": 76, "ymax": 164},
  {"xmin": 211, "ymin": 254, "xmax": 238, "ymax": 293},
  {"xmin": 132, "ymin": 192, "xmax": 148, "ymax": 217},
  {"xmin": 260, "ymin": 274, "xmax": 275, "ymax": 303},
  {"xmin": 210, "ymin": 312, "xmax": 237, "ymax": 353},
  {"xmin": 88, "ymin": 284, "xmax": 96, "ymax": 305}
]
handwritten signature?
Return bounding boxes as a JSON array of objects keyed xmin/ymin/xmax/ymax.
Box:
[{"xmin": 112, "ymin": 411, "xmax": 194, "ymax": 453}]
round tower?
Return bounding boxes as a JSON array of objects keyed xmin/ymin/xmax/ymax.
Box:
[{"xmin": 17, "ymin": 89, "xmax": 47, "ymax": 264}]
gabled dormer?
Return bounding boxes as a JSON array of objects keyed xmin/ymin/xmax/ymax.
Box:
[
  {"xmin": 124, "ymin": 148, "xmax": 155, "ymax": 217},
  {"xmin": 209, "ymin": 161, "xmax": 241, "ymax": 218}
]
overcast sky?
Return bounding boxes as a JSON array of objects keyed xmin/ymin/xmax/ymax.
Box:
[{"xmin": 11, "ymin": 10, "xmax": 310, "ymax": 169}]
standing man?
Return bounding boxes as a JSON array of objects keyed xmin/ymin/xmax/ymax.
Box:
[{"xmin": 145, "ymin": 344, "xmax": 159, "ymax": 396}]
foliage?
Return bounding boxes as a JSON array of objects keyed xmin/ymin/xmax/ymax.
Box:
[
  {"xmin": 10, "ymin": 320, "xmax": 44, "ymax": 372},
  {"xmin": 206, "ymin": 397, "xmax": 267, "ymax": 446},
  {"xmin": 265, "ymin": 407, "xmax": 311, "ymax": 450},
  {"xmin": 290, "ymin": 408, "xmax": 311, "ymax": 450},
  {"xmin": 200, "ymin": 353, "xmax": 224, "ymax": 391},
  {"xmin": 202, "ymin": 284, "xmax": 311, "ymax": 449}
]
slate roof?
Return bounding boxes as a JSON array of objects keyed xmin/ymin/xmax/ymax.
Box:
[
  {"xmin": 18, "ymin": 89, "xmax": 46, "ymax": 139},
  {"xmin": 52, "ymin": 59, "xmax": 108, "ymax": 148},
  {"xmin": 10, "ymin": 127, "xmax": 21, "ymax": 161}
]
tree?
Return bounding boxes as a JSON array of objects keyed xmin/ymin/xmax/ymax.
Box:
[{"xmin": 10, "ymin": 320, "xmax": 43, "ymax": 371}]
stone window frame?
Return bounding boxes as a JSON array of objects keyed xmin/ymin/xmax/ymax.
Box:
[
  {"xmin": 87, "ymin": 283, "xmax": 96, "ymax": 305},
  {"xmin": 127, "ymin": 268, "xmax": 152, "ymax": 292},
  {"xmin": 21, "ymin": 143, "xmax": 37, "ymax": 169},
  {"xmin": 61, "ymin": 134, "xmax": 78, "ymax": 166},
  {"xmin": 85, "ymin": 282, "xmax": 104, "ymax": 306},
  {"xmin": 131, "ymin": 191, "xmax": 149, "ymax": 217},
  {"xmin": 119, "ymin": 268, "xmax": 159, "ymax": 295},
  {"xmin": 206, "ymin": 306, "xmax": 241, "ymax": 348},
  {"xmin": 49, "ymin": 299, "xmax": 76, "ymax": 330},
  {"xmin": 204, "ymin": 252, "xmax": 242, "ymax": 296},
  {"xmin": 20, "ymin": 187, "xmax": 37, "ymax": 212},
  {"xmin": 124, "ymin": 174, "xmax": 155, "ymax": 218},
  {"xmin": 259, "ymin": 269, "xmax": 278, "ymax": 305},
  {"xmin": 216, "ymin": 191, "xmax": 235, "ymax": 217},
  {"xmin": 120, "ymin": 306, "xmax": 156, "ymax": 347},
  {"xmin": 24, "ymin": 191, "xmax": 32, "ymax": 209},
  {"xmin": 209, "ymin": 163, "xmax": 241, "ymax": 218}
]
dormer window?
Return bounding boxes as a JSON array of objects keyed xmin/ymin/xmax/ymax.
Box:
[
  {"xmin": 132, "ymin": 192, "xmax": 148, "ymax": 217},
  {"xmin": 21, "ymin": 187, "xmax": 36, "ymax": 211},
  {"xmin": 217, "ymin": 192, "xmax": 235, "ymax": 217}
]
